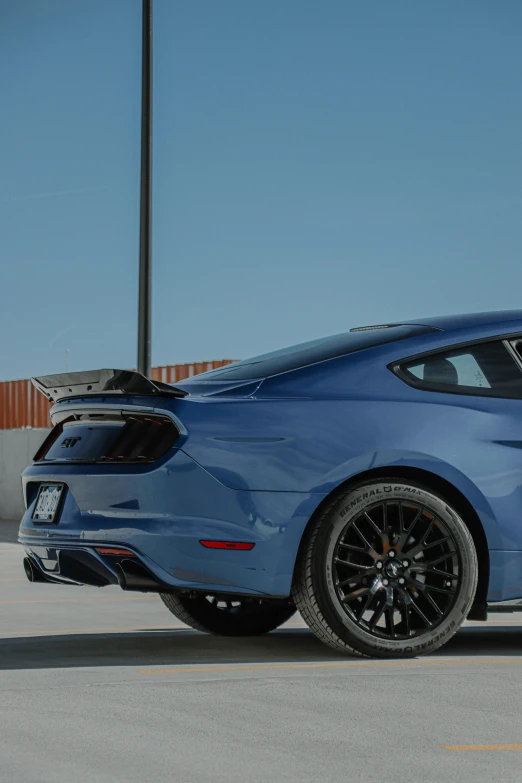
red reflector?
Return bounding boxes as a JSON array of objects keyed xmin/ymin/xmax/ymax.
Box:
[
  {"xmin": 95, "ymin": 547, "xmax": 136, "ymax": 557},
  {"xmin": 200, "ymin": 540, "xmax": 255, "ymax": 551}
]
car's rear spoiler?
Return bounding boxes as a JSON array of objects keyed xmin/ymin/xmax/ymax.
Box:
[{"xmin": 31, "ymin": 369, "xmax": 188, "ymax": 403}]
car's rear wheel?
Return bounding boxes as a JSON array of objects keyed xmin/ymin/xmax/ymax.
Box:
[
  {"xmin": 293, "ymin": 480, "xmax": 478, "ymax": 658},
  {"xmin": 160, "ymin": 593, "xmax": 296, "ymax": 636}
]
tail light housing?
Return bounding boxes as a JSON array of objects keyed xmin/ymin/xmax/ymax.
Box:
[
  {"xmin": 34, "ymin": 413, "xmax": 180, "ymax": 464},
  {"xmin": 99, "ymin": 414, "xmax": 179, "ymax": 463}
]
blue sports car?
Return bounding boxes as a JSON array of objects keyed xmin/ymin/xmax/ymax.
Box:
[{"xmin": 19, "ymin": 310, "xmax": 522, "ymax": 658}]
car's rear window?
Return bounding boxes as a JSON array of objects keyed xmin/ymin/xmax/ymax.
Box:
[{"xmin": 193, "ymin": 325, "xmax": 437, "ymax": 380}]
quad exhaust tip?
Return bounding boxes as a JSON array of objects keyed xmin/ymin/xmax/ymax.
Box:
[
  {"xmin": 23, "ymin": 557, "xmax": 50, "ymax": 583},
  {"xmin": 115, "ymin": 559, "xmax": 166, "ymax": 593},
  {"xmin": 23, "ymin": 557, "xmax": 35, "ymax": 581}
]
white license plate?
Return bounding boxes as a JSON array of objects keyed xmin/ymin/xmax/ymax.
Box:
[{"xmin": 33, "ymin": 484, "xmax": 64, "ymax": 522}]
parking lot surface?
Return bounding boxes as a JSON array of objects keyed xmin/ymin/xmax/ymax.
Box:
[{"xmin": 2, "ymin": 531, "xmax": 522, "ymax": 783}]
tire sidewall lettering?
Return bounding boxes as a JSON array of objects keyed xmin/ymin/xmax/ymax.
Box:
[{"xmin": 317, "ymin": 481, "xmax": 477, "ymax": 656}]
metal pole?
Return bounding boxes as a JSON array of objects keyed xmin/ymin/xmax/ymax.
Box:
[{"xmin": 137, "ymin": 0, "xmax": 152, "ymax": 377}]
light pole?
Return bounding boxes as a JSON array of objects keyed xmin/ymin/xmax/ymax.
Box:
[{"xmin": 137, "ymin": 0, "xmax": 152, "ymax": 377}]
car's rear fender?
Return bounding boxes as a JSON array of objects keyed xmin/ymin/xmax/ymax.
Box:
[
  {"xmin": 310, "ymin": 449, "xmax": 500, "ymax": 548},
  {"xmin": 286, "ymin": 454, "xmax": 503, "ymax": 604}
]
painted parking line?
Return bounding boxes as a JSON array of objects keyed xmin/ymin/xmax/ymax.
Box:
[
  {"xmin": 443, "ymin": 744, "xmax": 522, "ymax": 751},
  {"xmin": 0, "ymin": 624, "xmax": 184, "ymax": 637},
  {"xmin": 470, "ymin": 619, "xmax": 522, "ymax": 624},
  {"xmin": 137, "ymin": 657, "xmax": 522, "ymax": 675},
  {"xmin": 0, "ymin": 595, "xmax": 159, "ymax": 605}
]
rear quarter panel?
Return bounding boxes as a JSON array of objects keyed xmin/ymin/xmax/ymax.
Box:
[{"xmin": 172, "ymin": 350, "xmax": 522, "ymax": 554}]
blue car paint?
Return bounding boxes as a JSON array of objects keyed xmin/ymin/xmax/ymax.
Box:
[
  {"xmin": 21, "ymin": 450, "xmax": 323, "ymax": 596},
  {"xmin": 19, "ymin": 310, "xmax": 522, "ymax": 602}
]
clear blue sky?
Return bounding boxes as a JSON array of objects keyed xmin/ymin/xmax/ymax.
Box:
[{"xmin": 1, "ymin": 0, "xmax": 521, "ymax": 381}]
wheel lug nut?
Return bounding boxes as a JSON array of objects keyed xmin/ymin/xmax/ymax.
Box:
[
  {"xmin": 388, "ymin": 550, "xmax": 396, "ymax": 558},
  {"xmin": 399, "ymin": 578, "xmax": 405, "ymax": 585},
  {"xmin": 376, "ymin": 562, "xmax": 383, "ymax": 570},
  {"xmin": 402, "ymin": 560, "xmax": 409, "ymax": 568},
  {"xmin": 382, "ymin": 578, "xmax": 389, "ymax": 586}
]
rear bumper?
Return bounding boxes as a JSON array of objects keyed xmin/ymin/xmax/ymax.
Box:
[
  {"xmin": 19, "ymin": 538, "xmax": 269, "ymax": 596},
  {"xmin": 20, "ymin": 542, "xmax": 229, "ymax": 594},
  {"xmin": 19, "ymin": 450, "xmax": 325, "ymax": 597}
]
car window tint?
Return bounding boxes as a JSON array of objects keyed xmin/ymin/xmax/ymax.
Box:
[
  {"xmin": 511, "ymin": 339, "xmax": 522, "ymax": 362},
  {"xmin": 188, "ymin": 325, "xmax": 437, "ymax": 381},
  {"xmin": 407, "ymin": 365, "xmax": 424, "ymax": 380},
  {"xmin": 400, "ymin": 340, "xmax": 522, "ymax": 398},
  {"xmin": 448, "ymin": 354, "xmax": 491, "ymax": 388},
  {"xmin": 410, "ymin": 355, "xmax": 491, "ymax": 388}
]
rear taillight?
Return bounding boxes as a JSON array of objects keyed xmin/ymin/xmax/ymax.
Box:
[
  {"xmin": 33, "ymin": 416, "xmax": 75, "ymax": 462},
  {"xmin": 34, "ymin": 413, "xmax": 179, "ymax": 464},
  {"xmin": 99, "ymin": 414, "xmax": 179, "ymax": 463}
]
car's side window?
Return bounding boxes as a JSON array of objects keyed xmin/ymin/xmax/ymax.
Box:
[
  {"xmin": 398, "ymin": 339, "xmax": 522, "ymax": 398},
  {"xmin": 511, "ymin": 339, "xmax": 522, "ymax": 363}
]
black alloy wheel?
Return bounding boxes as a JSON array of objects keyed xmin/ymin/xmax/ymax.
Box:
[
  {"xmin": 293, "ymin": 480, "xmax": 478, "ymax": 658},
  {"xmin": 332, "ymin": 500, "xmax": 459, "ymax": 639},
  {"xmin": 160, "ymin": 592, "xmax": 296, "ymax": 636}
]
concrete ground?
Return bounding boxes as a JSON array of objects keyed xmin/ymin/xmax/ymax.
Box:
[
  {"xmin": 0, "ymin": 519, "xmax": 20, "ymax": 544},
  {"xmin": 2, "ymin": 532, "xmax": 522, "ymax": 783}
]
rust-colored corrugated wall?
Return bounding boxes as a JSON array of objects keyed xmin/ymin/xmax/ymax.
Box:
[{"xmin": 0, "ymin": 360, "xmax": 235, "ymax": 430}]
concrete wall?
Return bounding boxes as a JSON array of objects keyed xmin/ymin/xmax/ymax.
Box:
[{"xmin": 0, "ymin": 429, "xmax": 51, "ymax": 520}]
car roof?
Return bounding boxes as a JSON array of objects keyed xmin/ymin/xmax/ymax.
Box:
[
  {"xmin": 403, "ymin": 309, "xmax": 522, "ymax": 334},
  {"xmin": 177, "ymin": 310, "xmax": 522, "ymax": 391},
  {"xmin": 252, "ymin": 310, "xmax": 522, "ymax": 394}
]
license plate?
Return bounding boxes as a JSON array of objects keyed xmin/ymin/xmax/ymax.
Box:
[{"xmin": 33, "ymin": 484, "xmax": 64, "ymax": 522}]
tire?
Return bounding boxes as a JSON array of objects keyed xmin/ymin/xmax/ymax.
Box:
[
  {"xmin": 160, "ymin": 593, "xmax": 296, "ymax": 636},
  {"xmin": 293, "ymin": 479, "xmax": 478, "ymax": 658}
]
